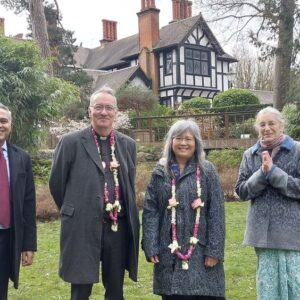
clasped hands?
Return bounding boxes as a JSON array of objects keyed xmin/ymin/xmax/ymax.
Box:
[{"xmin": 262, "ymin": 150, "xmax": 273, "ymax": 174}]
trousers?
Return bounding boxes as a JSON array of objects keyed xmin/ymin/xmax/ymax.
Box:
[{"xmin": 71, "ymin": 217, "xmax": 129, "ymax": 300}]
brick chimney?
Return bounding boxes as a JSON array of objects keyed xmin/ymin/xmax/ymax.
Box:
[
  {"xmin": 137, "ymin": 0, "xmax": 160, "ymax": 94},
  {"xmin": 172, "ymin": 0, "xmax": 192, "ymax": 21},
  {"xmin": 100, "ymin": 19, "xmax": 117, "ymax": 48},
  {"xmin": 0, "ymin": 18, "xmax": 5, "ymax": 36}
]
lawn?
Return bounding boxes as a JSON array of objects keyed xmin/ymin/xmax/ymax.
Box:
[{"xmin": 9, "ymin": 202, "xmax": 256, "ymax": 300}]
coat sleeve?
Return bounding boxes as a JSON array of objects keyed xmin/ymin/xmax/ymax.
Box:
[
  {"xmin": 267, "ymin": 165, "xmax": 300, "ymax": 200},
  {"xmin": 142, "ymin": 172, "xmax": 161, "ymax": 261},
  {"xmin": 22, "ymin": 154, "xmax": 37, "ymax": 251},
  {"xmin": 204, "ymin": 162, "xmax": 225, "ymax": 261},
  {"xmin": 235, "ymin": 151, "xmax": 268, "ymax": 200},
  {"xmin": 49, "ymin": 135, "xmax": 74, "ymax": 210}
]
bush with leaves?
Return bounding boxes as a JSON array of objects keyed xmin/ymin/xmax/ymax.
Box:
[
  {"xmin": 180, "ymin": 97, "xmax": 211, "ymax": 112},
  {"xmin": 229, "ymin": 118, "xmax": 257, "ymax": 138},
  {"xmin": 207, "ymin": 149, "xmax": 245, "ymax": 169},
  {"xmin": 282, "ymin": 103, "xmax": 300, "ymax": 140},
  {"xmin": 116, "ymin": 84, "xmax": 158, "ymax": 117},
  {"xmin": 213, "ymin": 89, "xmax": 260, "ymax": 108},
  {"xmin": 0, "ymin": 36, "xmax": 80, "ymax": 151}
]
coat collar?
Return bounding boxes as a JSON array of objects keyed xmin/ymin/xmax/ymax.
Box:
[
  {"xmin": 251, "ymin": 135, "xmax": 295, "ymax": 155},
  {"xmin": 79, "ymin": 127, "xmax": 127, "ymax": 175},
  {"xmin": 80, "ymin": 126, "xmax": 104, "ymax": 174}
]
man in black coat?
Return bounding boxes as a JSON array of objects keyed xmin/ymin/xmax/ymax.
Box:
[
  {"xmin": 0, "ymin": 103, "xmax": 37, "ymax": 300},
  {"xmin": 49, "ymin": 86, "xmax": 140, "ymax": 300}
]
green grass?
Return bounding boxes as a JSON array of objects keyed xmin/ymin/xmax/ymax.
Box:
[{"xmin": 9, "ymin": 202, "xmax": 256, "ymax": 299}]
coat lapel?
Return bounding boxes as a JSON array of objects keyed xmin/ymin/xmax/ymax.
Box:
[
  {"xmin": 115, "ymin": 132, "xmax": 128, "ymax": 200},
  {"xmin": 7, "ymin": 143, "xmax": 20, "ymax": 193},
  {"xmin": 80, "ymin": 127, "xmax": 105, "ymax": 174}
]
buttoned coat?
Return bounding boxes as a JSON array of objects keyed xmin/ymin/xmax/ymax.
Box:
[
  {"xmin": 142, "ymin": 160, "xmax": 225, "ymax": 297},
  {"xmin": 235, "ymin": 136, "xmax": 300, "ymax": 250},
  {"xmin": 7, "ymin": 142, "xmax": 37, "ymax": 289},
  {"xmin": 49, "ymin": 127, "xmax": 139, "ymax": 283}
]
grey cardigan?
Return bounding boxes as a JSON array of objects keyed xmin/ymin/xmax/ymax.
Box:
[{"xmin": 236, "ymin": 136, "xmax": 300, "ymax": 250}]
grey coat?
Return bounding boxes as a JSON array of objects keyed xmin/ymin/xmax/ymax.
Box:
[
  {"xmin": 49, "ymin": 127, "xmax": 140, "ymax": 283},
  {"xmin": 235, "ymin": 136, "xmax": 300, "ymax": 250},
  {"xmin": 142, "ymin": 160, "xmax": 225, "ymax": 297}
]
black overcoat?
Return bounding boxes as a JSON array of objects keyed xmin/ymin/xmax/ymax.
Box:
[
  {"xmin": 7, "ymin": 142, "xmax": 37, "ymax": 289},
  {"xmin": 49, "ymin": 127, "xmax": 139, "ymax": 283}
]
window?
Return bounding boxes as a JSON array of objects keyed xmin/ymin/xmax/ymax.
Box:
[
  {"xmin": 165, "ymin": 51, "xmax": 173, "ymax": 75},
  {"xmin": 185, "ymin": 48, "xmax": 210, "ymax": 76}
]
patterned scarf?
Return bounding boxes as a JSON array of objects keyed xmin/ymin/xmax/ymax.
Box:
[{"xmin": 260, "ymin": 134, "xmax": 285, "ymax": 158}]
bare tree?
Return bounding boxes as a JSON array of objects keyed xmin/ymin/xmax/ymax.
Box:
[
  {"xmin": 29, "ymin": 0, "xmax": 53, "ymax": 75},
  {"xmin": 194, "ymin": 0, "xmax": 299, "ymax": 110},
  {"xmin": 231, "ymin": 44, "xmax": 274, "ymax": 91},
  {"xmin": 1, "ymin": 0, "xmax": 53, "ymax": 76}
]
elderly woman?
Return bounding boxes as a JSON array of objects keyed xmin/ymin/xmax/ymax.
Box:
[
  {"xmin": 236, "ymin": 107, "xmax": 300, "ymax": 299},
  {"xmin": 142, "ymin": 119, "xmax": 225, "ymax": 300}
]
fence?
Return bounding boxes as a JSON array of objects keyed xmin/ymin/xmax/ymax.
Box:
[{"xmin": 122, "ymin": 111, "xmax": 259, "ymax": 149}]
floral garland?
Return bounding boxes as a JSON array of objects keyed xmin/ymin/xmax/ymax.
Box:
[
  {"xmin": 168, "ymin": 165, "xmax": 204, "ymax": 270},
  {"xmin": 92, "ymin": 128, "xmax": 121, "ymax": 232}
]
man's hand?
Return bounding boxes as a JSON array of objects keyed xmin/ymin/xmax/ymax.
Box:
[
  {"xmin": 204, "ymin": 256, "xmax": 218, "ymax": 267},
  {"xmin": 150, "ymin": 255, "xmax": 159, "ymax": 264},
  {"xmin": 22, "ymin": 251, "xmax": 34, "ymax": 267}
]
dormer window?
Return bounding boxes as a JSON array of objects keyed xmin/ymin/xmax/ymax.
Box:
[
  {"xmin": 185, "ymin": 47, "xmax": 210, "ymax": 76},
  {"xmin": 165, "ymin": 51, "xmax": 173, "ymax": 75}
]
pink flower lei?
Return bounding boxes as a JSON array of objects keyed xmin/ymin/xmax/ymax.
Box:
[
  {"xmin": 167, "ymin": 165, "xmax": 204, "ymax": 270},
  {"xmin": 92, "ymin": 128, "xmax": 121, "ymax": 232}
]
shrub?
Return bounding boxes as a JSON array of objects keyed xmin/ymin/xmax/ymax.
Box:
[
  {"xmin": 229, "ymin": 118, "xmax": 257, "ymax": 138},
  {"xmin": 282, "ymin": 103, "xmax": 300, "ymax": 140},
  {"xmin": 207, "ymin": 149, "xmax": 245, "ymax": 169},
  {"xmin": 207, "ymin": 149, "xmax": 245, "ymax": 201},
  {"xmin": 36, "ymin": 185, "xmax": 59, "ymax": 220},
  {"xmin": 32, "ymin": 159, "xmax": 52, "ymax": 185},
  {"xmin": 213, "ymin": 89, "xmax": 260, "ymax": 108},
  {"xmin": 135, "ymin": 162, "xmax": 156, "ymax": 209},
  {"xmin": 181, "ymin": 97, "xmax": 211, "ymax": 112}
]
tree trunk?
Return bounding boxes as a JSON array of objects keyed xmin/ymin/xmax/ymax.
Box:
[
  {"xmin": 273, "ymin": 0, "xmax": 295, "ymax": 110},
  {"xmin": 29, "ymin": 0, "xmax": 53, "ymax": 76}
]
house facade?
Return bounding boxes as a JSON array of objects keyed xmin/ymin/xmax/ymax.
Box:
[{"xmin": 74, "ymin": 0, "xmax": 237, "ymax": 108}]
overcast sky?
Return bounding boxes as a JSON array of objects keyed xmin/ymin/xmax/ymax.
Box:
[{"xmin": 0, "ymin": 0, "xmax": 174, "ymax": 48}]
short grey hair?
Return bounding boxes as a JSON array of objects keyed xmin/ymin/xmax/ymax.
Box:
[
  {"xmin": 255, "ymin": 106, "xmax": 286, "ymax": 131},
  {"xmin": 90, "ymin": 85, "xmax": 117, "ymax": 107},
  {"xmin": 161, "ymin": 118, "xmax": 205, "ymax": 172},
  {"xmin": 0, "ymin": 103, "xmax": 12, "ymax": 121}
]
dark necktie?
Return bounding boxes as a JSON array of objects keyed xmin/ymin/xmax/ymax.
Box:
[{"xmin": 0, "ymin": 148, "xmax": 10, "ymax": 228}]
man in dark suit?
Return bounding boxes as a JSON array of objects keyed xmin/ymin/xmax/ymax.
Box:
[
  {"xmin": 49, "ymin": 86, "xmax": 140, "ymax": 300},
  {"xmin": 0, "ymin": 103, "xmax": 36, "ymax": 300}
]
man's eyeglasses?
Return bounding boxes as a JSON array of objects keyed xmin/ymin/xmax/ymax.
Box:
[{"xmin": 90, "ymin": 104, "xmax": 116, "ymax": 112}]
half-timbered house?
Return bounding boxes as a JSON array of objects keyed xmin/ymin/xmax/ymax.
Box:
[{"xmin": 74, "ymin": 0, "xmax": 237, "ymax": 108}]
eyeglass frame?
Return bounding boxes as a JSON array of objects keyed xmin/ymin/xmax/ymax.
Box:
[
  {"xmin": 89, "ymin": 104, "xmax": 117, "ymax": 113},
  {"xmin": 172, "ymin": 136, "xmax": 195, "ymax": 143}
]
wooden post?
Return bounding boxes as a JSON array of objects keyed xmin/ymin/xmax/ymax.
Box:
[
  {"xmin": 224, "ymin": 113, "xmax": 229, "ymax": 139},
  {"xmin": 149, "ymin": 118, "xmax": 153, "ymax": 143}
]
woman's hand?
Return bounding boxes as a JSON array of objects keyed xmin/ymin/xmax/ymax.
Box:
[
  {"xmin": 204, "ymin": 256, "xmax": 218, "ymax": 268},
  {"xmin": 150, "ymin": 255, "xmax": 159, "ymax": 264},
  {"xmin": 262, "ymin": 151, "xmax": 273, "ymax": 173}
]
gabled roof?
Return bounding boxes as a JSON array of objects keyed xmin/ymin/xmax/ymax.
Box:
[
  {"xmin": 78, "ymin": 35, "xmax": 139, "ymax": 70},
  {"xmin": 76, "ymin": 13, "xmax": 236, "ymax": 70},
  {"xmin": 85, "ymin": 66, "xmax": 150, "ymax": 91}
]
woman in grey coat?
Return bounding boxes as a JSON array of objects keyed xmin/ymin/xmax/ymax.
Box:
[
  {"xmin": 142, "ymin": 119, "xmax": 225, "ymax": 300},
  {"xmin": 236, "ymin": 107, "xmax": 300, "ymax": 300}
]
